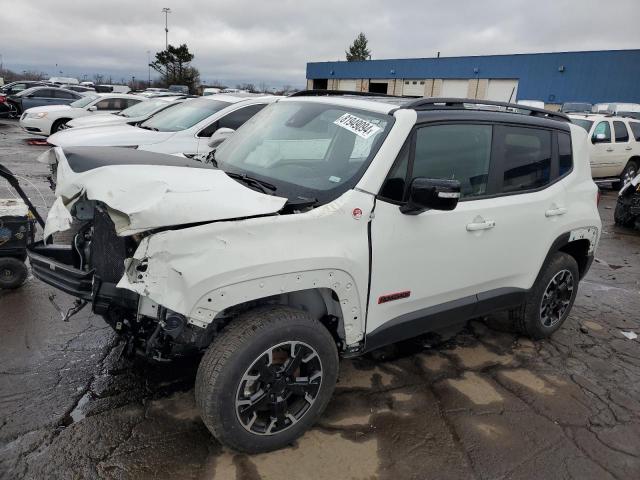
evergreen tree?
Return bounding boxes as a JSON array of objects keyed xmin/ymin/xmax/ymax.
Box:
[{"xmin": 345, "ymin": 33, "xmax": 371, "ymax": 61}]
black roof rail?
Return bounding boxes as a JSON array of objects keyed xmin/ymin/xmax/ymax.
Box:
[
  {"xmin": 289, "ymin": 89, "xmax": 396, "ymax": 98},
  {"xmin": 402, "ymin": 97, "xmax": 571, "ymax": 122}
]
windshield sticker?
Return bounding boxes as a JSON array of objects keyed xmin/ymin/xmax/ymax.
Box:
[
  {"xmin": 333, "ymin": 113, "xmax": 382, "ymax": 139},
  {"xmin": 328, "ymin": 176, "xmax": 341, "ymax": 183}
]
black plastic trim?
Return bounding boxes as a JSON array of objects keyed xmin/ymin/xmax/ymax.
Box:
[{"xmin": 363, "ymin": 287, "xmax": 528, "ymax": 353}]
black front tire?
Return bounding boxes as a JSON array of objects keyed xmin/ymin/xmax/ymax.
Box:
[
  {"xmin": 50, "ymin": 119, "xmax": 69, "ymax": 134},
  {"xmin": 195, "ymin": 306, "xmax": 339, "ymax": 453},
  {"xmin": 516, "ymin": 252, "xmax": 579, "ymax": 339},
  {"xmin": 0, "ymin": 257, "xmax": 28, "ymax": 289}
]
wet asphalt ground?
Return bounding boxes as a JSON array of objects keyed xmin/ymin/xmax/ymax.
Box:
[{"xmin": 0, "ymin": 118, "xmax": 639, "ymax": 480}]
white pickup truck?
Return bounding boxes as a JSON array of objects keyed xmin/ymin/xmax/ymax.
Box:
[{"xmin": 569, "ymin": 113, "xmax": 640, "ymax": 188}]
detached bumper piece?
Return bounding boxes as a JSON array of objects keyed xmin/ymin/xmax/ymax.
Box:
[
  {"xmin": 29, "ymin": 246, "xmax": 93, "ymax": 300},
  {"xmin": 28, "ymin": 243, "xmax": 138, "ymax": 311}
]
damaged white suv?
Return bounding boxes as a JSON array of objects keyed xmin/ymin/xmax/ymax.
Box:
[{"xmin": 28, "ymin": 94, "xmax": 601, "ymax": 453}]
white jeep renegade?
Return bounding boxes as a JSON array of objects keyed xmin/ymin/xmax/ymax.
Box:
[{"xmin": 28, "ymin": 94, "xmax": 601, "ymax": 453}]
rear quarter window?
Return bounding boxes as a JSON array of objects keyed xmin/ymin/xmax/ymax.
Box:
[{"xmin": 496, "ymin": 126, "xmax": 552, "ymax": 193}]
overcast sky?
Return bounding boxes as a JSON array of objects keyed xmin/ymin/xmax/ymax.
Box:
[{"xmin": 1, "ymin": 0, "xmax": 639, "ymax": 88}]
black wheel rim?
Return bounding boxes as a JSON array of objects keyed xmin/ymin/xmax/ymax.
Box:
[
  {"xmin": 235, "ymin": 341, "xmax": 323, "ymax": 436},
  {"xmin": 539, "ymin": 269, "xmax": 574, "ymax": 327}
]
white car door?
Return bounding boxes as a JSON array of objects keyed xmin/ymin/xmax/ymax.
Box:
[
  {"xmin": 589, "ymin": 120, "xmax": 617, "ymax": 178},
  {"xmin": 366, "ymin": 122, "xmax": 567, "ymax": 342},
  {"xmin": 610, "ymin": 120, "xmax": 634, "ymax": 177}
]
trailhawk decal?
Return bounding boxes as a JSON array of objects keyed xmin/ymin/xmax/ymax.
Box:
[
  {"xmin": 333, "ymin": 113, "xmax": 382, "ymax": 139},
  {"xmin": 378, "ymin": 291, "xmax": 411, "ymax": 304}
]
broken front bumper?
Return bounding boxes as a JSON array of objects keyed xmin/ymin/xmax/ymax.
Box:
[{"xmin": 28, "ymin": 242, "xmax": 138, "ymax": 313}]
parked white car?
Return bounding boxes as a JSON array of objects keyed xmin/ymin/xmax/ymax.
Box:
[
  {"xmin": 47, "ymin": 94, "xmax": 280, "ymax": 157},
  {"xmin": 19, "ymin": 93, "xmax": 144, "ymax": 135},
  {"xmin": 63, "ymin": 96, "xmax": 185, "ymax": 130},
  {"xmin": 203, "ymin": 87, "xmax": 222, "ymax": 96},
  {"xmin": 31, "ymin": 95, "xmax": 600, "ymax": 453},
  {"xmin": 569, "ymin": 113, "xmax": 640, "ymax": 188}
]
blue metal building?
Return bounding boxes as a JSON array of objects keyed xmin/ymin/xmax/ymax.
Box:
[{"xmin": 306, "ymin": 49, "xmax": 640, "ymax": 106}]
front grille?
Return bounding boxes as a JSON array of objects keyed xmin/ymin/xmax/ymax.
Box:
[{"xmin": 89, "ymin": 207, "xmax": 127, "ymax": 282}]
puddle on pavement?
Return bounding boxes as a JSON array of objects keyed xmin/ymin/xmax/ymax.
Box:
[
  {"xmin": 212, "ymin": 430, "xmax": 379, "ymax": 480},
  {"xmin": 500, "ymin": 369, "xmax": 555, "ymax": 395},
  {"xmin": 450, "ymin": 343, "xmax": 514, "ymax": 369},
  {"xmin": 447, "ymin": 372, "xmax": 503, "ymax": 405}
]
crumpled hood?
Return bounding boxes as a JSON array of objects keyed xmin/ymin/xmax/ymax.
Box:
[
  {"xmin": 47, "ymin": 123, "xmax": 174, "ymax": 147},
  {"xmin": 44, "ymin": 146, "xmax": 287, "ymax": 237},
  {"xmin": 67, "ymin": 113, "xmax": 122, "ymax": 128}
]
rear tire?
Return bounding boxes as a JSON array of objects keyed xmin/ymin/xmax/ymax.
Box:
[
  {"xmin": 515, "ymin": 252, "xmax": 579, "ymax": 339},
  {"xmin": 0, "ymin": 257, "xmax": 28, "ymax": 289},
  {"xmin": 195, "ymin": 306, "xmax": 339, "ymax": 453}
]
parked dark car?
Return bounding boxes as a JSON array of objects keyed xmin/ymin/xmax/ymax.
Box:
[
  {"xmin": 0, "ymin": 81, "xmax": 52, "ymax": 96},
  {"xmin": 7, "ymin": 86, "xmax": 83, "ymax": 115},
  {"xmin": 61, "ymin": 84, "xmax": 96, "ymax": 93}
]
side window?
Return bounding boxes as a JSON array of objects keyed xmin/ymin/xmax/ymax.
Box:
[
  {"xmin": 198, "ymin": 104, "xmax": 266, "ymax": 137},
  {"xmin": 95, "ymin": 99, "xmax": 114, "ymax": 110},
  {"xmin": 34, "ymin": 89, "xmax": 55, "ymax": 98},
  {"xmin": 497, "ymin": 126, "xmax": 552, "ymax": 193},
  {"xmin": 125, "ymin": 99, "xmax": 141, "ymax": 108},
  {"xmin": 630, "ymin": 122, "xmax": 640, "ymax": 142},
  {"xmin": 613, "ymin": 121, "xmax": 629, "ymax": 142},
  {"xmin": 592, "ymin": 121, "xmax": 611, "ymax": 143},
  {"xmin": 54, "ymin": 90, "xmax": 76, "ymax": 99},
  {"xmin": 218, "ymin": 104, "xmax": 266, "ymax": 130},
  {"xmin": 558, "ymin": 132, "xmax": 573, "ymax": 176},
  {"xmin": 412, "ymin": 124, "xmax": 492, "ymax": 198}
]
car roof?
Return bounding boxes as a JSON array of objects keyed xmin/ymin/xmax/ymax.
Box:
[
  {"xmin": 200, "ymin": 93, "xmax": 281, "ymax": 104},
  {"xmin": 280, "ymin": 94, "xmax": 411, "ymax": 114},
  {"xmin": 18, "ymin": 86, "xmax": 80, "ymax": 95},
  {"xmin": 282, "ymin": 93, "xmax": 571, "ymax": 126},
  {"xmin": 94, "ymin": 93, "xmax": 146, "ymax": 99}
]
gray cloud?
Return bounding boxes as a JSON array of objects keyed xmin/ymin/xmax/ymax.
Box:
[{"xmin": 1, "ymin": 0, "xmax": 638, "ymax": 88}]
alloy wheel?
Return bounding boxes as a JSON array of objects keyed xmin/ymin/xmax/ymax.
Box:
[
  {"xmin": 539, "ymin": 269, "xmax": 574, "ymax": 327},
  {"xmin": 235, "ymin": 341, "xmax": 323, "ymax": 436}
]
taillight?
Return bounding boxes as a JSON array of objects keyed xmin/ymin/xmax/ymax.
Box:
[
  {"xmin": 0, "ymin": 95, "xmax": 6, "ymax": 103},
  {"xmin": 596, "ymin": 189, "xmax": 601, "ymax": 206}
]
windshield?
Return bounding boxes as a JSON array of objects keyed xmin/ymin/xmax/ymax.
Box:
[
  {"xmin": 216, "ymin": 101, "xmax": 393, "ymax": 200},
  {"xmin": 140, "ymin": 98, "xmax": 231, "ymax": 132},
  {"xmin": 119, "ymin": 99, "xmax": 170, "ymax": 117},
  {"xmin": 572, "ymin": 119, "xmax": 594, "ymax": 132},
  {"xmin": 70, "ymin": 95, "xmax": 99, "ymax": 108}
]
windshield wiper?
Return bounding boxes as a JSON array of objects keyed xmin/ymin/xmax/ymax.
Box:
[
  {"xmin": 138, "ymin": 124, "xmax": 158, "ymax": 131},
  {"xmin": 225, "ymin": 172, "xmax": 277, "ymax": 194}
]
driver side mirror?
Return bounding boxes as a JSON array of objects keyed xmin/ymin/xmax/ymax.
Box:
[
  {"xmin": 208, "ymin": 127, "xmax": 235, "ymax": 148},
  {"xmin": 592, "ymin": 133, "xmax": 607, "ymax": 144},
  {"xmin": 87, "ymin": 105, "xmax": 97, "ymax": 111},
  {"xmin": 400, "ymin": 178, "xmax": 461, "ymax": 215}
]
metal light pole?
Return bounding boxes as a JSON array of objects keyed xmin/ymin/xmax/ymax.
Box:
[
  {"xmin": 147, "ymin": 50, "xmax": 151, "ymax": 86},
  {"xmin": 162, "ymin": 8, "xmax": 171, "ymax": 50}
]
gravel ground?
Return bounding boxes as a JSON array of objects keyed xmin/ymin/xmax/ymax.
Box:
[{"xmin": 0, "ymin": 118, "xmax": 639, "ymax": 480}]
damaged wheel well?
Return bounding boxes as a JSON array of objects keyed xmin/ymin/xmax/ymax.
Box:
[
  {"xmin": 559, "ymin": 239, "xmax": 591, "ymax": 279},
  {"xmin": 215, "ymin": 288, "xmax": 347, "ymax": 348}
]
